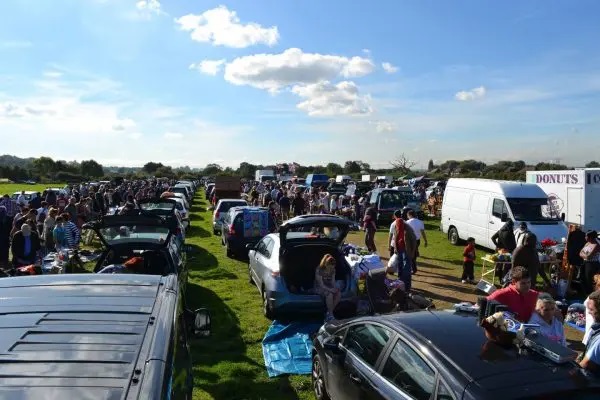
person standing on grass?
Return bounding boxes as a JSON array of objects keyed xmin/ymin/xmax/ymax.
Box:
[
  {"xmin": 278, "ymin": 192, "xmax": 291, "ymax": 221},
  {"xmin": 291, "ymin": 192, "xmax": 306, "ymax": 217},
  {"xmin": 462, "ymin": 237, "xmax": 476, "ymax": 284},
  {"xmin": 363, "ymin": 207, "xmax": 377, "ymax": 253},
  {"xmin": 386, "ymin": 209, "xmax": 417, "ymax": 291},
  {"xmin": 405, "ymin": 210, "xmax": 427, "ymax": 274},
  {"xmin": 0, "ymin": 206, "xmax": 10, "ymax": 268}
]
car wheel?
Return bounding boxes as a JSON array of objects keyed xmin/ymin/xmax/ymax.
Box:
[
  {"xmin": 312, "ymin": 354, "xmax": 330, "ymax": 400},
  {"xmin": 226, "ymin": 245, "xmax": 233, "ymax": 258},
  {"xmin": 262, "ymin": 289, "xmax": 274, "ymax": 320},
  {"xmin": 213, "ymin": 229, "xmax": 219, "ymax": 236},
  {"xmin": 448, "ymin": 227, "xmax": 460, "ymax": 245}
]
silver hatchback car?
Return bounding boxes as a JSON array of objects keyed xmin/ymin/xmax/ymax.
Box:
[{"xmin": 248, "ymin": 215, "xmax": 357, "ymax": 320}]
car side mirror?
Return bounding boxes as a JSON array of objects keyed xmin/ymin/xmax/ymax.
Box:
[
  {"xmin": 500, "ymin": 213, "xmax": 508, "ymax": 222},
  {"xmin": 246, "ymin": 243, "xmax": 255, "ymax": 251},
  {"xmin": 561, "ymin": 213, "xmax": 565, "ymax": 221},
  {"xmin": 323, "ymin": 338, "xmax": 344, "ymax": 354},
  {"xmin": 193, "ymin": 308, "xmax": 211, "ymax": 338}
]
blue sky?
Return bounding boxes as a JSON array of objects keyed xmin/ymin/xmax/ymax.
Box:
[{"xmin": 0, "ymin": 0, "xmax": 597, "ymax": 168}]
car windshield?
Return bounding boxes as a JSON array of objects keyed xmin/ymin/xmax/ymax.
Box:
[
  {"xmin": 380, "ymin": 192, "xmax": 406, "ymax": 209},
  {"xmin": 99, "ymin": 225, "xmax": 170, "ymax": 245},
  {"xmin": 507, "ymin": 198, "xmax": 561, "ymax": 221}
]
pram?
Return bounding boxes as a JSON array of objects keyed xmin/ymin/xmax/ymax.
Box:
[{"xmin": 364, "ymin": 268, "xmax": 434, "ymax": 314}]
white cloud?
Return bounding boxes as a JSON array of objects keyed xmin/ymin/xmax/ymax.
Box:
[
  {"xmin": 135, "ymin": 0, "xmax": 162, "ymax": 17},
  {"xmin": 292, "ymin": 81, "xmax": 372, "ymax": 117},
  {"xmin": 189, "ymin": 59, "xmax": 226, "ymax": 76},
  {"xmin": 381, "ymin": 62, "xmax": 398, "ymax": 74},
  {"xmin": 371, "ymin": 120, "xmax": 396, "ymax": 133},
  {"xmin": 175, "ymin": 6, "xmax": 279, "ymax": 48},
  {"xmin": 223, "ymin": 48, "xmax": 374, "ymax": 92},
  {"xmin": 0, "ymin": 40, "xmax": 32, "ymax": 49},
  {"xmin": 112, "ymin": 118, "xmax": 136, "ymax": 131},
  {"xmin": 455, "ymin": 86, "xmax": 486, "ymax": 101},
  {"xmin": 164, "ymin": 132, "xmax": 183, "ymax": 139}
]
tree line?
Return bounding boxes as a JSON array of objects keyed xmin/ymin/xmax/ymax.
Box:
[{"xmin": 1, "ymin": 154, "xmax": 599, "ymax": 183}]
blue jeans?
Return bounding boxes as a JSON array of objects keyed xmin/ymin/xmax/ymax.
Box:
[{"xmin": 395, "ymin": 251, "xmax": 413, "ymax": 291}]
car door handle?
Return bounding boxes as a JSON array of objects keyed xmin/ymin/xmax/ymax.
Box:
[
  {"xmin": 349, "ymin": 373, "xmax": 362, "ymax": 384},
  {"xmin": 489, "ymin": 221, "xmax": 494, "ymax": 224}
]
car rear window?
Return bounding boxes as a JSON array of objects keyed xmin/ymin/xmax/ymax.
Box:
[{"xmin": 219, "ymin": 201, "xmax": 246, "ymax": 212}]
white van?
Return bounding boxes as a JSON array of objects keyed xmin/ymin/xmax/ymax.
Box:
[{"xmin": 441, "ymin": 178, "xmax": 568, "ymax": 250}]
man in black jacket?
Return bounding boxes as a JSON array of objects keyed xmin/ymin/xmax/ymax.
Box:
[
  {"xmin": 491, "ymin": 220, "xmax": 516, "ymax": 252},
  {"xmin": 11, "ymin": 224, "xmax": 41, "ymax": 267}
]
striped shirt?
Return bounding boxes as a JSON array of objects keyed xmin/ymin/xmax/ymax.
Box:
[
  {"xmin": 64, "ymin": 221, "xmax": 81, "ymax": 249},
  {"xmin": 0, "ymin": 198, "xmax": 18, "ymax": 217}
]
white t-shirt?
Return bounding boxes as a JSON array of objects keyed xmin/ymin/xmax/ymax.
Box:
[{"xmin": 406, "ymin": 218, "xmax": 425, "ymax": 240}]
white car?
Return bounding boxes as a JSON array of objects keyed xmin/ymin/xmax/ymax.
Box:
[
  {"xmin": 11, "ymin": 191, "xmax": 39, "ymax": 207},
  {"xmin": 168, "ymin": 192, "xmax": 190, "ymax": 210},
  {"xmin": 212, "ymin": 198, "xmax": 248, "ymax": 235}
]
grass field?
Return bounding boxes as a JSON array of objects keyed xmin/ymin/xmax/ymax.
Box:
[{"xmin": 0, "ymin": 183, "xmax": 66, "ymax": 196}]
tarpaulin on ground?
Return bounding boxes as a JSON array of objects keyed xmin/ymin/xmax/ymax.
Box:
[
  {"xmin": 242, "ymin": 208, "xmax": 269, "ymax": 238},
  {"xmin": 262, "ymin": 320, "xmax": 323, "ymax": 377}
]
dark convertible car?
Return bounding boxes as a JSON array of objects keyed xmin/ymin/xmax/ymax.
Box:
[{"xmin": 312, "ymin": 311, "xmax": 600, "ymax": 400}]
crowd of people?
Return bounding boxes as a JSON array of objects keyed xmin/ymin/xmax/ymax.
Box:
[{"xmin": 0, "ymin": 179, "xmax": 185, "ymax": 271}]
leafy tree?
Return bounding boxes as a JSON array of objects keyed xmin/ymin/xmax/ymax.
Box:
[
  {"xmin": 237, "ymin": 162, "xmax": 257, "ymax": 179},
  {"xmin": 80, "ymin": 159, "xmax": 104, "ymax": 178},
  {"xmin": 143, "ymin": 162, "xmax": 164, "ymax": 174},
  {"xmin": 534, "ymin": 162, "xmax": 569, "ymax": 171},
  {"xmin": 32, "ymin": 157, "xmax": 56, "ymax": 177},
  {"xmin": 358, "ymin": 162, "xmax": 371, "ymax": 172},
  {"xmin": 427, "ymin": 159, "xmax": 435, "ymax": 171},
  {"xmin": 326, "ymin": 163, "xmax": 343, "ymax": 176},
  {"xmin": 202, "ymin": 163, "xmax": 223, "ymax": 176},
  {"xmin": 154, "ymin": 165, "xmax": 175, "ymax": 178},
  {"xmin": 586, "ymin": 161, "xmax": 600, "ymax": 168},
  {"xmin": 459, "ymin": 159, "xmax": 486, "ymax": 173},
  {"xmin": 343, "ymin": 161, "xmax": 361, "ymax": 174}
]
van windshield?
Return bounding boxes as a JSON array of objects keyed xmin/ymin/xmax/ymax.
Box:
[
  {"xmin": 507, "ymin": 198, "xmax": 561, "ymax": 221},
  {"xmin": 379, "ymin": 191, "xmax": 406, "ymax": 209}
]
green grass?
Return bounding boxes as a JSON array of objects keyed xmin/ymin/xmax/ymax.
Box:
[
  {"xmin": 0, "ymin": 183, "xmax": 66, "ymax": 196},
  {"xmin": 186, "ymin": 193, "xmax": 313, "ymax": 400}
]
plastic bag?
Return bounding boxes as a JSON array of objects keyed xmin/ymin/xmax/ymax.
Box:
[{"xmin": 388, "ymin": 253, "xmax": 399, "ymax": 270}]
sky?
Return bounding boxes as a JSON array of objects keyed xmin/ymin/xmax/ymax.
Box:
[{"xmin": 0, "ymin": 0, "xmax": 598, "ymax": 169}]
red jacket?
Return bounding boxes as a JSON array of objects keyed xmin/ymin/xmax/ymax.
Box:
[{"xmin": 463, "ymin": 243, "xmax": 475, "ymax": 262}]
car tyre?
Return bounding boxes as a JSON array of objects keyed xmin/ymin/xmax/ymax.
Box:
[
  {"xmin": 312, "ymin": 354, "xmax": 330, "ymax": 400},
  {"xmin": 213, "ymin": 229, "xmax": 219, "ymax": 236},
  {"xmin": 448, "ymin": 226, "xmax": 460, "ymax": 245},
  {"xmin": 262, "ymin": 289, "xmax": 275, "ymax": 320},
  {"xmin": 226, "ymin": 245, "xmax": 233, "ymax": 258}
]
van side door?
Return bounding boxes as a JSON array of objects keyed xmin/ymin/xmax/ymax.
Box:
[{"xmin": 489, "ymin": 198, "xmax": 509, "ymax": 248}]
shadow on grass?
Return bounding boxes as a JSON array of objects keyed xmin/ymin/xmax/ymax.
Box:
[
  {"xmin": 413, "ymin": 287, "xmax": 464, "ymax": 305},
  {"xmin": 187, "ymin": 282, "xmax": 300, "ymax": 400},
  {"xmin": 186, "ymin": 244, "xmax": 218, "ymax": 270},
  {"xmin": 187, "ymin": 225, "xmax": 211, "ymax": 238},
  {"xmin": 191, "ymin": 205, "xmax": 207, "ymax": 213}
]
